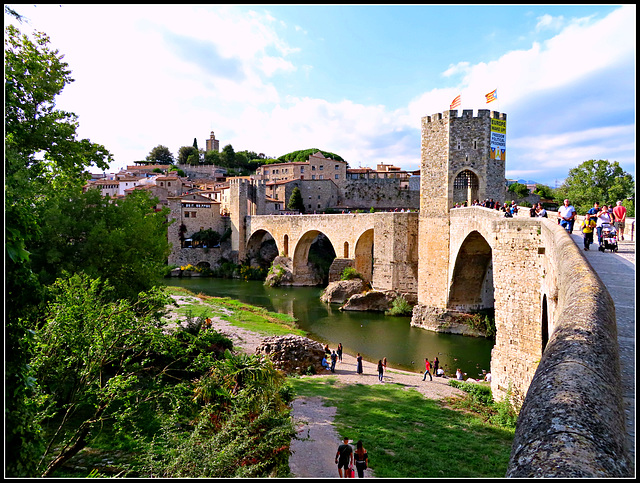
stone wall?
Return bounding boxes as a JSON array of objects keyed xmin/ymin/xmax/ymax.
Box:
[
  {"xmin": 506, "ymin": 219, "xmax": 631, "ymax": 477},
  {"xmin": 339, "ymin": 178, "xmax": 420, "ymax": 210}
]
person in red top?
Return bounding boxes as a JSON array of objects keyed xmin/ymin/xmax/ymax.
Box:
[
  {"xmin": 422, "ymin": 358, "xmax": 432, "ymax": 381},
  {"xmin": 612, "ymin": 201, "xmax": 627, "ymax": 241}
]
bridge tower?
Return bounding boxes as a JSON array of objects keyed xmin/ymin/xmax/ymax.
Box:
[
  {"xmin": 415, "ymin": 109, "xmax": 506, "ymax": 321},
  {"xmin": 229, "ymin": 177, "xmax": 266, "ymax": 262}
]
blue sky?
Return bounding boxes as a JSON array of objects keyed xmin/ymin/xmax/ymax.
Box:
[{"xmin": 6, "ymin": 4, "xmax": 635, "ymax": 186}]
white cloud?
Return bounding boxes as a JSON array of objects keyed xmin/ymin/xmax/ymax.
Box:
[{"xmin": 535, "ymin": 14, "xmax": 565, "ymax": 32}]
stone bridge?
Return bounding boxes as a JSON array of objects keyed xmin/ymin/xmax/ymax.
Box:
[
  {"xmin": 238, "ymin": 206, "xmax": 631, "ymax": 476},
  {"xmin": 244, "ymin": 211, "xmax": 418, "ymax": 293}
]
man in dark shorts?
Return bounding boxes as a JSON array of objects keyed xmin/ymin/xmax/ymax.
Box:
[{"xmin": 335, "ymin": 436, "xmax": 353, "ymax": 477}]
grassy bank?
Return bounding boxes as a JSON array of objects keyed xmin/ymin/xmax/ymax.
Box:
[
  {"xmin": 164, "ymin": 286, "xmax": 306, "ymax": 337},
  {"xmin": 289, "ymin": 377, "xmax": 514, "ymax": 478}
]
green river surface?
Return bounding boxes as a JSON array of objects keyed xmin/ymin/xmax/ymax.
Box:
[{"xmin": 163, "ymin": 277, "xmax": 494, "ymax": 379}]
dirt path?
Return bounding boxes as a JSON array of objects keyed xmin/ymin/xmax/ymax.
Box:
[{"xmin": 164, "ymin": 295, "xmax": 464, "ymax": 478}]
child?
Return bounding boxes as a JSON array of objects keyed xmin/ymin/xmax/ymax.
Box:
[{"xmin": 581, "ymin": 213, "xmax": 597, "ymax": 251}]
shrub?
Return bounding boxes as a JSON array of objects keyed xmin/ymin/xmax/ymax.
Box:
[
  {"xmin": 340, "ymin": 266, "xmax": 363, "ymax": 281},
  {"xmin": 385, "ymin": 294, "xmax": 413, "ymax": 316}
]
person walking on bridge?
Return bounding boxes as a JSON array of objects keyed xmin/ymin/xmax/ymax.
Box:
[
  {"xmin": 558, "ymin": 199, "xmax": 576, "ymax": 233},
  {"xmin": 613, "ymin": 200, "xmax": 627, "ymax": 240}
]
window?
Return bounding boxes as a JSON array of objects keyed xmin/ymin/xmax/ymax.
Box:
[
  {"xmin": 312, "ymin": 175, "xmax": 316, "ymax": 180},
  {"xmin": 335, "ymin": 174, "xmax": 339, "ymax": 180},
  {"xmin": 312, "ymin": 165, "xmax": 316, "ymax": 171},
  {"xmin": 300, "ymin": 167, "xmax": 304, "ymax": 173},
  {"xmin": 335, "ymin": 164, "xmax": 339, "ymax": 170},
  {"xmin": 319, "ymin": 175, "xmax": 323, "ymax": 180},
  {"xmin": 319, "ymin": 165, "xmax": 324, "ymax": 170}
]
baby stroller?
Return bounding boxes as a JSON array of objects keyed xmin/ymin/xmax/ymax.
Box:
[{"xmin": 598, "ymin": 223, "xmax": 619, "ymax": 252}]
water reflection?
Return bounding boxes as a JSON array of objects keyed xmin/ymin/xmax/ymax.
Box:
[{"xmin": 163, "ymin": 278, "xmax": 494, "ymax": 379}]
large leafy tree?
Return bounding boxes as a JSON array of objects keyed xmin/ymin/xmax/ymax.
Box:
[
  {"xmin": 146, "ymin": 144, "xmax": 175, "ymax": 164},
  {"xmin": 5, "ymin": 22, "xmax": 113, "ymax": 476},
  {"xmin": 555, "ymin": 159, "xmax": 634, "ymax": 214},
  {"xmin": 31, "ymin": 188, "xmax": 172, "ymax": 301}
]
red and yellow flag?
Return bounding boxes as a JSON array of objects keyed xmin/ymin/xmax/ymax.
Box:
[
  {"xmin": 485, "ymin": 89, "xmax": 497, "ymax": 103},
  {"xmin": 450, "ymin": 94, "xmax": 461, "ymax": 109}
]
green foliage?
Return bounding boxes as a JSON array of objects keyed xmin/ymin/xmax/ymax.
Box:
[
  {"xmin": 385, "ymin": 294, "xmax": 413, "ymax": 316},
  {"xmin": 532, "ymin": 184, "xmax": 555, "ymax": 199},
  {"xmin": 508, "ymin": 182, "xmax": 530, "ymax": 198},
  {"xmin": 454, "ymin": 311, "xmax": 496, "ymax": 338},
  {"xmin": 447, "ymin": 380, "xmax": 519, "ymax": 429},
  {"xmin": 177, "ymin": 145, "xmax": 199, "ymax": 165},
  {"xmin": 266, "ymin": 264, "xmax": 287, "ymax": 287},
  {"xmin": 5, "ymin": 23, "xmax": 112, "ymax": 475},
  {"xmin": 31, "ymin": 188, "xmax": 172, "ymax": 302},
  {"xmin": 287, "ymin": 187, "xmax": 305, "ymax": 213},
  {"xmin": 340, "ymin": 266, "xmax": 363, "ymax": 281},
  {"xmin": 146, "ymin": 145, "xmax": 174, "ymax": 164},
  {"xmin": 141, "ymin": 352, "xmax": 295, "ymax": 477},
  {"xmin": 190, "ymin": 228, "xmax": 221, "ymax": 247},
  {"xmin": 32, "ymin": 274, "xmax": 173, "ymax": 476},
  {"xmin": 276, "ymin": 148, "xmax": 346, "ymax": 164},
  {"xmin": 554, "ymin": 159, "xmax": 634, "ymax": 214}
]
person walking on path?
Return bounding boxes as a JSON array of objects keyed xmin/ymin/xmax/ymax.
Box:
[
  {"xmin": 335, "ymin": 437, "xmax": 353, "ymax": 478},
  {"xmin": 377, "ymin": 360, "xmax": 384, "ymax": 382},
  {"xmin": 596, "ymin": 204, "xmax": 614, "ymax": 246},
  {"xmin": 356, "ymin": 353, "xmax": 363, "ymax": 375},
  {"xmin": 331, "ymin": 350, "xmax": 337, "ymax": 373},
  {"xmin": 337, "ymin": 343, "xmax": 343, "ymax": 363},
  {"xmin": 581, "ymin": 213, "xmax": 597, "ymax": 250},
  {"xmin": 354, "ymin": 440, "xmax": 369, "ymax": 478},
  {"xmin": 422, "ymin": 358, "xmax": 432, "ymax": 381},
  {"xmin": 613, "ymin": 200, "xmax": 627, "ymax": 240}
]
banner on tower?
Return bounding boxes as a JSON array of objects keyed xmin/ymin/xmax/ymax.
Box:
[{"xmin": 490, "ymin": 118, "xmax": 506, "ymax": 161}]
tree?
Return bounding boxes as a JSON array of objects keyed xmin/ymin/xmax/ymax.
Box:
[
  {"xmin": 220, "ymin": 144, "xmax": 236, "ymax": 168},
  {"xmin": 5, "ymin": 23, "xmax": 112, "ymax": 476},
  {"xmin": 277, "ymin": 148, "xmax": 345, "ymax": 164},
  {"xmin": 508, "ymin": 182, "xmax": 530, "ymax": 199},
  {"xmin": 146, "ymin": 144, "xmax": 175, "ymax": 164},
  {"xmin": 204, "ymin": 149, "xmax": 221, "ymax": 166},
  {"xmin": 31, "ymin": 188, "xmax": 172, "ymax": 302},
  {"xmin": 32, "ymin": 274, "xmax": 173, "ymax": 476},
  {"xmin": 177, "ymin": 145, "xmax": 199, "ymax": 165},
  {"xmin": 555, "ymin": 159, "xmax": 634, "ymax": 214},
  {"xmin": 287, "ymin": 187, "xmax": 305, "ymax": 213},
  {"xmin": 533, "ymin": 184, "xmax": 555, "ymax": 199}
]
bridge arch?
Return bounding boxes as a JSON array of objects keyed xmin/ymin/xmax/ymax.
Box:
[
  {"xmin": 448, "ymin": 230, "xmax": 494, "ymax": 312},
  {"xmin": 353, "ymin": 228, "xmax": 374, "ymax": 283},
  {"xmin": 245, "ymin": 229, "xmax": 279, "ymax": 268},
  {"xmin": 291, "ymin": 229, "xmax": 337, "ymax": 285}
]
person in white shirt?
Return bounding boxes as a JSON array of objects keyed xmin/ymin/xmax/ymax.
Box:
[{"xmin": 557, "ymin": 199, "xmax": 576, "ymax": 233}]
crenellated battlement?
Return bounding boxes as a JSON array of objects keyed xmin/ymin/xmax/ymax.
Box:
[{"xmin": 423, "ymin": 109, "xmax": 507, "ymax": 123}]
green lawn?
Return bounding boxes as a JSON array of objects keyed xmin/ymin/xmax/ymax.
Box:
[
  {"xmin": 164, "ymin": 286, "xmax": 306, "ymax": 337},
  {"xmin": 289, "ymin": 377, "xmax": 514, "ymax": 478}
]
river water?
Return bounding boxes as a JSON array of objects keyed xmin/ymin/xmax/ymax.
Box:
[{"xmin": 163, "ymin": 278, "xmax": 494, "ymax": 379}]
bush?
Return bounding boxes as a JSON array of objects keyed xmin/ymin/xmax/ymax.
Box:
[
  {"xmin": 340, "ymin": 266, "xmax": 363, "ymax": 281},
  {"xmin": 447, "ymin": 380, "xmax": 519, "ymax": 429},
  {"xmin": 385, "ymin": 295, "xmax": 413, "ymax": 316}
]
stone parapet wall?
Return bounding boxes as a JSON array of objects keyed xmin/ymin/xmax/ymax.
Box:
[{"xmin": 506, "ymin": 219, "xmax": 630, "ymax": 477}]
